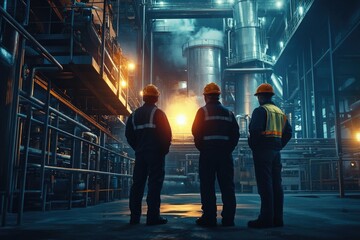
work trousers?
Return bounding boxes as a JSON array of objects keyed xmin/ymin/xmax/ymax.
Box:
[
  {"xmin": 252, "ymin": 149, "xmax": 283, "ymax": 224},
  {"xmin": 129, "ymin": 152, "xmax": 165, "ymax": 220},
  {"xmin": 199, "ymin": 151, "xmax": 236, "ymax": 222}
]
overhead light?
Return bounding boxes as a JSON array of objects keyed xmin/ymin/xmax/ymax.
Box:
[
  {"xmin": 228, "ymin": 0, "xmax": 235, "ymax": 4},
  {"xmin": 272, "ymin": 55, "xmax": 276, "ymax": 61},
  {"xmin": 276, "ymin": 1, "xmax": 283, "ymax": 9},
  {"xmin": 299, "ymin": 6, "xmax": 304, "ymax": 16},
  {"xmin": 279, "ymin": 41, "xmax": 284, "ymax": 48},
  {"xmin": 216, "ymin": 0, "xmax": 223, "ymax": 4}
]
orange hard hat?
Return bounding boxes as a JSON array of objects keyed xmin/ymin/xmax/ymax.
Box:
[
  {"xmin": 143, "ymin": 84, "xmax": 160, "ymax": 97},
  {"xmin": 254, "ymin": 83, "xmax": 275, "ymax": 96},
  {"xmin": 203, "ymin": 82, "xmax": 221, "ymax": 95}
]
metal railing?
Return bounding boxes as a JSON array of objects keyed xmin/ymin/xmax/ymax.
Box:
[
  {"xmin": 0, "ymin": 4, "xmax": 134, "ymax": 227},
  {"xmin": 274, "ymin": 0, "xmax": 315, "ymax": 62}
]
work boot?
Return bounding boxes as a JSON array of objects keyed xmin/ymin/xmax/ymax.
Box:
[
  {"xmin": 129, "ymin": 216, "xmax": 140, "ymax": 225},
  {"xmin": 195, "ymin": 217, "xmax": 217, "ymax": 227},
  {"xmin": 247, "ymin": 219, "xmax": 273, "ymax": 228},
  {"xmin": 146, "ymin": 216, "xmax": 168, "ymax": 226},
  {"xmin": 222, "ymin": 218, "xmax": 235, "ymax": 227},
  {"xmin": 273, "ymin": 219, "xmax": 284, "ymax": 227}
]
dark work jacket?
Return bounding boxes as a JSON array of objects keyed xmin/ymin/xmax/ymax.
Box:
[
  {"xmin": 125, "ymin": 103, "xmax": 172, "ymax": 155},
  {"xmin": 192, "ymin": 100, "xmax": 240, "ymax": 153},
  {"xmin": 248, "ymin": 101, "xmax": 292, "ymax": 151}
]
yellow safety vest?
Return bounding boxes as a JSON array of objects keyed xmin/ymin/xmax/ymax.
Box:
[{"xmin": 261, "ymin": 104, "xmax": 287, "ymax": 138}]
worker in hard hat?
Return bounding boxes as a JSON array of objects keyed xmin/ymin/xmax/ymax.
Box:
[
  {"xmin": 125, "ymin": 84, "xmax": 172, "ymax": 226},
  {"xmin": 247, "ymin": 83, "xmax": 292, "ymax": 228},
  {"xmin": 192, "ymin": 82, "xmax": 240, "ymax": 227}
]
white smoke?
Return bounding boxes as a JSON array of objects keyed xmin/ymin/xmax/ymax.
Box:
[
  {"xmin": 157, "ymin": 19, "xmax": 195, "ymax": 67},
  {"xmin": 190, "ymin": 27, "xmax": 224, "ymax": 42},
  {"xmin": 157, "ymin": 20, "xmax": 224, "ymax": 68}
]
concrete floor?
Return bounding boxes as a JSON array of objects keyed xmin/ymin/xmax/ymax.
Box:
[{"xmin": 1, "ymin": 193, "xmax": 360, "ymax": 240}]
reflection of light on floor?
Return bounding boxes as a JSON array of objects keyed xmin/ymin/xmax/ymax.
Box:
[
  {"xmin": 107, "ymin": 197, "xmax": 255, "ymax": 218},
  {"xmin": 160, "ymin": 203, "xmax": 254, "ymax": 218},
  {"xmin": 161, "ymin": 204, "xmax": 202, "ymax": 217}
]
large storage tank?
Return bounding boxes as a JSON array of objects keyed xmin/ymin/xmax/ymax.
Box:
[
  {"xmin": 182, "ymin": 39, "xmax": 224, "ymax": 98},
  {"xmin": 231, "ymin": 0, "xmax": 265, "ymax": 116},
  {"xmin": 235, "ymin": 72, "xmax": 262, "ymax": 115},
  {"xmin": 232, "ymin": 0, "xmax": 261, "ymax": 63}
]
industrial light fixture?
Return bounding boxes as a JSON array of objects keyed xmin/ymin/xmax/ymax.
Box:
[
  {"xmin": 272, "ymin": 55, "xmax": 276, "ymax": 61},
  {"xmin": 276, "ymin": 1, "xmax": 283, "ymax": 9},
  {"xmin": 299, "ymin": 6, "xmax": 304, "ymax": 16},
  {"xmin": 279, "ymin": 41, "xmax": 284, "ymax": 48}
]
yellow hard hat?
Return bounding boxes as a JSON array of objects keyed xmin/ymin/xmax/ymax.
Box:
[
  {"xmin": 254, "ymin": 83, "xmax": 275, "ymax": 96},
  {"xmin": 203, "ymin": 82, "xmax": 221, "ymax": 95},
  {"xmin": 143, "ymin": 84, "xmax": 160, "ymax": 97}
]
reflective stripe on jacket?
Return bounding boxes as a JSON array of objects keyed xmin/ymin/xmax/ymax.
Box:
[
  {"xmin": 132, "ymin": 106, "xmax": 157, "ymax": 130},
  {"xmin": 202, "ymin": 106, "xmax": 233, "ymax": 141},
  {"xmin": 261, "ymin": 104, "xmax": 286, "ymax": 138}
]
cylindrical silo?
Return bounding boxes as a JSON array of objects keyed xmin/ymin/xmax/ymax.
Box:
[
  {"xmin": 232, "ymin": 0, "xmax": 261, "ymax": 63},
  {"xmin": 182, "ymin": 39, "xmax": 224, "ymax": 98},
  {"xmin": 231, "ymin": 0, "xmax": 265, "ymax": 116},
  {"xmin": 235, "ymin": 72, "xmax": 262, "ymax": 116}
]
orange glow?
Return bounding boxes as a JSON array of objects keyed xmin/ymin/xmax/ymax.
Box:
[
  {"xmin": 128, "ymin": 62, "xmax": 135, "ymax": 71},
  {"xmin": 165, "ymin": 95, "xmax": 200, "ymax": 137},
  {"xmin": 121, "ymin": 80, "xmax": 127, "ymax": 87},
  {"xmin": 356, "ymin": 132, "xmax": 360, "ymax": 142},
  {"xmin": 139, "ymin": 90, "xmax": 143, "ymax": 96},
  {"xmin": 176, "ymin": 114, "xmax": 186, "ymax": 125}
]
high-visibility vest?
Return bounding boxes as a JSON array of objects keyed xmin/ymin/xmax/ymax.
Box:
[
  {"xmin": 261, "ymin": 104, "xmax": 287, "ymax": 138},
  {"xmin": 132, "ymin": 107, "xmax": 157, "ymax": 130},
  {"xmin": 201, "ymin": 106, "xmax": 233, "ymax": 141}
]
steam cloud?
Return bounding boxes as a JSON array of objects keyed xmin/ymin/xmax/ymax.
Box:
[{"xmin": 157, "ymin": 20, "xmax": 224, "ymax": 68}]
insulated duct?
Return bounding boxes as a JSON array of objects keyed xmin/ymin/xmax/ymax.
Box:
[{"xmin": 183, "ymin": 39, "xmax": 223, "ymax": 98}]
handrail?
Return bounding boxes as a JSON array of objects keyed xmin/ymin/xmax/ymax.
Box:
[{"xmin": 0, "ymin": 6, "xmax": 63, "ymax": 71}]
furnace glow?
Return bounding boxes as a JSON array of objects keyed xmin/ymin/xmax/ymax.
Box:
[
  {"xmin": 165, "ymin": 96, "xmax": 200, "ymax": 137},
  {"xmin": 176, "ymin": 114, "xmax": 187, "ymax": 125}
]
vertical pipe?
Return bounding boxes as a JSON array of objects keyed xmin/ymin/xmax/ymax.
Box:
[
  {"xmin": 85, "ymin": 143, "xmax": 91, "ymax": 207},
  {"xmin": 309, "ymin": 38, "xmax": 317, "ymax": 137},
  {"xmin": 327, "ymin": 14, "xmax": 344, "ymax": 197},
  {"xmin": 227, "ymin": 29, "xmax": 231, "ymax": 60},
  {"xmin": 70, "ymin": 0, "xmax": 75, "ymax": 62},
  {"xmin": 141, "ymin": 0, "xmax": 146, "ymax": 89},
  {"xmin": 1, "ymin": 0, "xmax": 25, "ymax": 226},
  {"xmin": 301, "ymin": 52, "xmax": 308, "ymax": 138},
  {"xmin": 50, "ymin": 102, "xmax": 59, "ymax": 166},
  {"xmin": 116, "ymin": 0, "xmax": 120, "ymax": 38},
  {"xmin": 100, "ymin": 0, "xmax": 107, "ymax": 76},
  {"xmin": 17, "ymin": 107, "xmax": 31, "ymax": 225},
  {"xmin": 150, "ymin": 28, "xmax": 153, "ymax": 84},
  {"xmin": 40, "ymin": 79, "xmax": 51, "ymax": 211}
]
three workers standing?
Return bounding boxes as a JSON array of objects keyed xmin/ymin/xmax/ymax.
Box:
[{"xmin": 125, "ymin": 82, "xmax": 292, "ymax": 228}]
